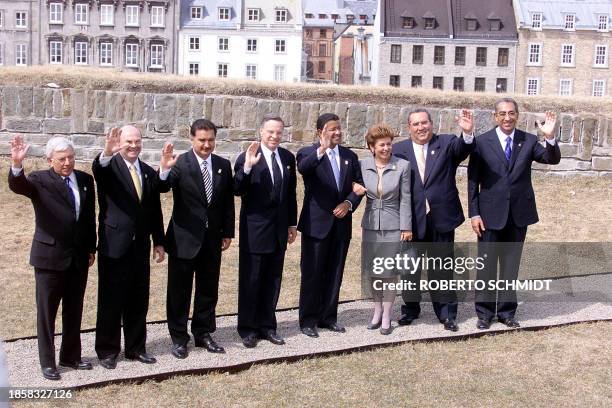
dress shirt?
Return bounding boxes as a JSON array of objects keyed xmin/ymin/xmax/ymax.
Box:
[{"xmin": 243, "ymin": 144, "xmax": 284, "ymax": 182}]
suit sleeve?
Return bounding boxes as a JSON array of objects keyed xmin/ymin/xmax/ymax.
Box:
[
  {"xmin": 233, "ymin": 153, "xmax": 251, "ymax": 196},
  {"xmin": 532, "ymin": 139, "xmax": 561, "ymax": 165},
  {"xmin": 8, "ymin": 169, "xmax": 36, "ymax": 199},
  {"xmin": 449, "ymin": 134, "xmax": 475, "ymax": 166},
  {"xmin": 223, "ymin": 160, "xmax": 235, "ymax": 239},
  {"xmin": 84, "ymin": 175, "xmax": 97, "ymax": 255},
  {"xmin": 297, "ymin": 147, "xmax": 322, "ymax": 176},
  {"xmin": 149, "ymin": 168, "xmax": 165, "ymax": 247},
  {"xmin": 344, "ymin": 153, "xmax": 364, "ymax": 210},
  {"xmin": 92, "ymin": 152, "xmax": 113, "ymax": 188},
  {"xmin": 467, "ymin": 144, "xmax": 481, "ymax": 218},
  {"xmin": 288, "ymin": 154, "xmax": 298, "ymax": 226},
  {"xmin": 399, "ymin": 162, "xmax": 412, "ymax": 231}
]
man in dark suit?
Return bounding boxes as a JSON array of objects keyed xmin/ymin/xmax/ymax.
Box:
[
  {"xmin": 93, "ymin": 126, "xmax": 165, "ymax": 369},
  {"xmin": 468, "ymin": 98, "xmax": 560, "ymax": 329},
  {"xmin": 158, "ymin": 119, "xmax": 234, "ymax": 358},
  {"xmin": 233, "ymin": 114, "xmax": 298, "ymax": 348},
  {"xmin": 296, "ymin": 113, "xmax": 363, "ymax": 337},
  {"xmin": 9, "ymin": 135, "xmax": 96, "ymax": 380},
  {"xmin": 392, "ymin": 109, "xmax": 475, "ymax": 331}
]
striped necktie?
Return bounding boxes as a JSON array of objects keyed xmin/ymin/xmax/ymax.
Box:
[{"xmin": 201, "ymin": 160, "xmax": 213, "ymax": 204}]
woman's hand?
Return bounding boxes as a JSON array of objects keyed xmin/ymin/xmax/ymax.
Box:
[{"xmin": 400, "ymin": 231, "xmax": 413, "ymax": 241}]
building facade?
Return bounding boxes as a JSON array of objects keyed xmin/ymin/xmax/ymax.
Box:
[
  {"xmin": 514, "ymin": 0, "xmax": 611, "ymax": 97},
  {"xmin": 0, "ymin": 1, "xmax": 39, "ymax": 67}
]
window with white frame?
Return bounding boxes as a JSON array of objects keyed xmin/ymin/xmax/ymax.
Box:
[
  {"xmin": 151, "ymin": 6, "xmax": 164, "ymax": 27},
  {"xmin": 218, "ymin": 63, "xmax": 228, "ymax": 77},
  {"xmin": 528, "ymin": 43, "xmax": 542, "ymax": 65},
  {"xmin": 150, "ymin": 44, "xmax": 163, "ymax": 67},
  {"xmin": 75, "ymin": 41, "xmax": 88, "ymax": 64},
  {"xmin": 218, "ymin": 37, "xmax": 229, "ymax": 51},
  {"xmin": 275, "ymin": 39, "xmax": 286, "ymax": 53},
  {"xmin": 597, "ymin": 14, "xmax": 608, "ymax": 31},
  {"xmin": 274, "ymin": 64, "xmax": 286, "ymax": 81},
  {"xmin": 564, "ymin": 13, "xmax": 575, "ymax": 30},
  {"xmin": 49, "ymin": 41, "xmax": 62, "ymax": 64},
  {"xmin": 74, "ymin": 4, "xmax": 88, "ymax": 24},
  {"xmin": 15, "ymin": 44, "xmax": 27, "ymax": 65},
  {"xmin": 16, "ymin": 11, "xmax": 27, "ymax": 28},
  {"xmin": 526, "ymin": 78, "xmax": 540, "ymax": 95},
  {"xmin": 189, "ymin": 36, "xmax": 200, "ymax": 51},
  {"xmin": 191, "ymin": 7, "xmax": 202, "ymax": 19},
  {"xmin": 247, "ymin": 8, "xmax": 259, "ymax": 22},
  {"xmin": 559, "ymin": 79, "xmax": 572, "ymax": 96},
  {"xmin": 218, "ymin": 7, "xmax": 230, "ymax": 21},
  {"xmin": 100, "ymin": 4, "xmax": 114, "ymax": 25},
  {"xmin": 49, "ymin": 3, "xmax": 63, "ymax": 24},
  {"xmin": 247, "ymin": 38, "xmax": 257, "ymax": 52},
  {"xmin": 245, "ymin": 64, "xmax": 257, "ymax": 79},
  {"xmin": 560, "ymin": 44, "xmax": 574, "ymax": 66},
  {"xmin": 594, "ymin": 45, "xmax": 608, "ymax": 67},
  {"xmin": 189, "ymin": 63, "xmax": 199, "ymax": 76},
  {"xmin": 100, "ymin": 42, "xmax": 112, "ymax": 65},
  {"xmin": 592, "ymin": 80, "xmax": 605, "ymax": 97},
  {"xmin": 276, "ymin": 9, "xmax": 288, "ymax": 22},
  {"xmin": 126, "ymin": 5, "xmax": 139, "ymax": 26},
  {"xmin": 125, "ymin": 43, "xmax": 138, "ymax": 66},
  {"xmin": 531, "ymin": 12, "xmax": 542, "ymax": 29}
]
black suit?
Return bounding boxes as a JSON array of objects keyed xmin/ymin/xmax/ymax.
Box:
[
  {"xmin": 392, "ymin": 134, "xmax": 473, "ymax": 321},
  {"xmin": 468, "ymin": 128, "xmax": 561, "ymax": 320},
  {"xmin": 92, "ymin": 153, "xmax": 164, "ymax": 358},
  {"xmin": 234, "ymin": 147, "xmax": 297, "ymax": 338},
  {"xmin": 9, "ymin": 168, "xmax": 96, "ymax": 368},
  {"xmin": 296, "ymin": 144, "xmax": 363, "ymax": 328},
  {"xmin": 158, "ymin": 150, "xmax": 234, "ymax": 346}
]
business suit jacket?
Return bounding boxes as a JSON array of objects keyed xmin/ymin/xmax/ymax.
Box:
[
  {"xmin": 467, "ymin": 128, "xmax": 561, "ymax": 230},
  {"xmin": 392, "ymin": 134, "xmax": 473, "ymax": 240},
  {"xmin": 360, "ymin": 156, "xmax": 411, "ymax": 232},
  {"xmin": 296, "ymin": 143, "xmax": 363, "ymax": 240},
  {"xmin": 234, "ymin": 146, "xmax": 297, "ymax": 253},
  {"xmin": 8, "ymin": 168, "xmax": 96, "ymax": 270},
  {"xmin": 159, "ymin": 150, "xmax": 235, "ymax": 259}
]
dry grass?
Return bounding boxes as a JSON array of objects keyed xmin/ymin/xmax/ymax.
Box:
[{"xmin": 1, "ymin": 66, "xmax": 611, "ymax": 115}]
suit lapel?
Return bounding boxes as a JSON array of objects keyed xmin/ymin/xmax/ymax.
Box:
[
  {"xmin": 508, "ymin": 130, "xmax": 525, "ymax": 172},
  {"xmin": 113, "ymin": 155, "xmax": 140, "ymax": 202},
  {"xmin": 403, "ymin": 140, "xmax": 424, "ymax": 188},
  {"xmin": 48, "ymin": 169, "xmax": 73, "ymax": 208},
  {"xmin": 278, "ymin": 149, "xmax": 289, "ymax": 201},
  {"xmin": 187, "ymin": 150, "xmax": 208, "ymax": 207},
  {"xmin": 423, "ymin": 135, "xmax": 440, "ymax": 185},
  {"xmin": 258, "ymin": 148, "xmax": 274, "ymax": 193},
  {"xmin": 486, "ymin": 130, "xmax": 509, "ymax": 169},
  {"xmin": 138, "ymin": 159, "xmax": 150, "ymax": 202},
  {"xmin": 315, "ymin": 143, "xmax": 338, "ymax": 193},
  {"xmin": 75, "ymin": 170, "xmax": 87, "ymax": 211},
  {"xmin": 338, "ymin": 146, "xmax": 349, "ymax": 192},
  {"xmin": 210, "ymin": 154, "xmax": 223, "ymax": 205}
]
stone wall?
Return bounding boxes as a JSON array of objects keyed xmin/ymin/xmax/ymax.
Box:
[{"xmin": 0, "ymin": 85, "xmax": 611, "ymax": 176}]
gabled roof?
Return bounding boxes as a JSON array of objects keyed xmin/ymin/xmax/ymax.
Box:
[{"xmin": 514, "ymin": 0, "xmax": 612, "ymax": 30}]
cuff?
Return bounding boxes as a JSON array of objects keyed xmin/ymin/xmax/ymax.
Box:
[
  {"xmin": 545, "ymin": 138, "xmax": 556, "ymax": 146},
  {"xmin": 243, "ymin": 166, "xmax": 252, "ymax": 175},
  {"xmin": 344, "ymin": 200, "xmax": 353, "ymax": 212},
  {"xmin": 99, "ymin": 152, "xmax": 112, "ymax": 167},
  {"xmin": 11, "ymin": 167, "xmax": 23, "ymax": 176},
  {"xmin": 159, "ymin": 169, "xmax": 170, "ymax": 180},
  {"xmin": 462, "ymin": 132, "xmax": 475, "ymax": 144}
]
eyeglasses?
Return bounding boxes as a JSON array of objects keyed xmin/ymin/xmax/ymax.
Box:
[
  {"xmin": 496, "ymin": 111, "xmax": 518, "ymax": 118},
  {"xmin": 52, "ymin": 155, "xmax": 75, "ymax": 164}
]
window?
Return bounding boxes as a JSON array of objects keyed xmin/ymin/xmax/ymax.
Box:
[
  {"xmin": 454, "ymin": 46, "xmax": 465, "ymax": 65},
  {"xmin": 247, "ymin": 8, "xmax": 260, "ymax": 22},
  {"xmin": 305, "ymin": 13, "xmax": 314, "ymax": 19},
  {"xmin": 125, "ymin": 43, "xmax": 138, "ymax": 67},
  {"xmin": 564, "ymin": 13, "xmax": 575, "ymax": 30},
  {"xmin": 49, "ymin": 41, "xmax": 62, "ymax": 64},
  {"xmin": 490, "ymin": 19, "xmax": 501, "ymax": 31},
  {"xmin": 559, "ymin": 79, "xmax": 572, "ymax": 96},
  {"xmin": 360, "ymin": 15, "xmax": 367, "ymax": 21},
  {"xmin": 347, "ymin": 14, "xmax": 355, "ymax": 22},
  {"xmin": 433, "ymin": 76, "xmax": 444, "ymax": 90},
  {"xmin": 526, "ymin": 78, "xmax": 540, "ymax": 95},
  {"xmin": 304, "ymin": 44, "xmax": 312, "ymax": 55},
  {"xmin": 318, "ymin": 61, "xmax": 325, "ymax": 73},
  {"xmin": 320, "ymin": 29, "xmax": 327, "ymax": 38},
  {"xmin": 531, "ymin": 12, "xmax": 542, "ymax": 29},
  {"xmin": 49, "ymin": 3, "xmax": 63, "ymax": 24},
  {"xmin": 319, "ymin": 43, "xmax": 327, "ymax": 56},
  {"xmin": 434, "ymin": 46, "xmax": 445, "ymax": 65},
  {"xmin": 276, "ymin": 9, "xmax": 288, "ymax": 23},
  {"xmin": 151, "ymin": 6, "xmax": 164, "ymax": 27},
  {"xmin": 218, "ymin": 7, "xmax": 230, "ymax": 21},
  {"xmin": 474, "ymin": 77, "xmax": 485, "ymax": 92},
  {"xmin": 247, "ymin": 38, "xmax": 257, "ymax": 52},
  {"xmin": 150, "ymin": 44, "xmax": 163, "ymax": 67},
  {"xmin": 189, "ymin": 63, "xmax": 199, "ymax": 76},
  {"xmin": 594, "ymin": 45, "xmax": 608, "ymax": 67},
  {"xmin": 100, "ymin": 4, "xmax": 114, "ymax": 25},
  {"xmin": 403, "ymin": 17, "xmax": 414, "ymax": 28},
  {"xmin": 424, "ymin": 18, "xmax": 435, "ymax": 29},
  {"xmin": 15, "ymin": 44, "xmax": 27, "ymax": 65},
  {"xmin": 592, "ymin": 80, "xmax": 606, "ymax": 97},
  {"xmin": 274, "ymin": 65, "xmax": 286, "ymax": 81},
  {"xmin": 218, "ymin": 37, "xmax": 229, "ymax": 51},
  {"xmin": 275, "ymin": 39, "xmax": 286, "ymax": 53},
  {"xmin": 331, "ymin": 14, "xmax": 339, "ymax": 20},
  {"xmin": 126, "ymin": 5, "xmax": 139, "ymax": 26},
  {"xmin": 390, "ymin": 44, "xmax": 401, "ymax": 63},
  {"xmin": 305, "ymin": 29, "xmax": 312, "ymax": 38},
  {"xmin": 453, "ymin": 77, "xmax": 464, "ymax": 91},
  {"xmin": 191, "ymin": 7, "xmax": 202, "ymax": 19},
  {"xmin": 74, "ymin": 4, "xmax": 88, "ymax": 24},
  {"xmin": 389, "ymin": 75, "xmax": 400, "ymax": 87},
  {"xmin": 75, "ymin": 41, "xmax": 88, "ymax": 64},
  {"xmin": 100, "ymin": 42, "xmax": 112, "ymax": 66},
  {"xmin": 528, "ymin": 43, "xmax": 542, "ymax": 65},
  {"xmin": 318, "ymin": 14, "xmax": 327, "ymax": 19},
  {"xmin": 476, "ymin": 47, "xmax": 487, "ymax": 66},
  {"xmin": 189, "ymin": 36, "xmax": 200, "ymax": 51},
  {"xmin": 246, "ymin": 64, "xmax": 257, "ymax": 79},
  {"xmin": 597, "ymin": 14, "xmax": 609, "ymax": 31},
  {"xmin": 411, "ymin": 76, "xmax": 422, "ymax": 87},
  {"xmin": 218, "ymin": 63, "xmax": 228, "ymax": 78},
  {"xmin": 560, "ymin": 44, "xmax": 574, "ymax": 66},
  {"xmin": 466, "ymin": 19, "xmax": 477, "ymax": 31},
  {"xmin": 496, "ymin": 78, "xmax": 507, "ymax": 93},
  {"xmin": 412, "ymin": 45, "xmax": 423, "ymax": 64},
  {"xmin": 16, "ymin": 11, "xmax": 27, "ymax": 28},
  {"xmin": 497, "ymin": 48, "xmax": 509, "ymax": 66}
]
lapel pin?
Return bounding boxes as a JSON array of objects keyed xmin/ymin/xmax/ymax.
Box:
[
  {"xmin": 286, "ymin": 165, "xmax": 290, "ymax": 169},
  {"xmin": 392, "ymin": 164, "xmax": 396, "ymax": 170},
  {"xmin": 83, "ymin": 186, "xmax": 87, "ymax": 191},
  {"xmin": 144, "ymin": 174, "xmax": 148, "ymax": 179},
  {"xmin": 218, "ymin": 169, "xmax": 222, "ymax": 174},
  {"xmin": 344, "ymin": 160, "xmax": 348, "ymax": 165},
  {"xmin": 518, "ymin": 143, "xmax": 522, "ymax": 147},
  {"xmin": 431, "ymin": 150, "xmax": 435, "ymax": 155}
]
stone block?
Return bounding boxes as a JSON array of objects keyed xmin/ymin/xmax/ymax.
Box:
[
  {"xmin": 71, "ymin": 89, "xmax": 86, "ymax": 133},
  {"xmin": 279, "ymin": 101, "xmax": 293, "ymax": 126},
  {"xmin": 229, "ymin": 129, "xmax": 257, "ymax": 140},
  {"xmin": 559, "ymin": 114, "xmax": 573, "ymax": 142},
  {"xmin": 222, "ymin": 98, "xmax": 233, "ymax": 127},
  {"xmin": 438, "ymin": 108, "xmax": 457, "ymax": 135},
  {"xmin": 2, "ymin": 87, "xmax": 18, "ymax": 116},
  {"xmin": 94, "ymin": 91, "xmax": 106, "ymax": 119},
  {"xmin": 305, "ymin": 103, "xmax": 320, "ymax": 130},
  {"xmin": 580, "ymin": 118, "xmax": 597, "ymax": 161},
  {"xmin": 559, "ymin": 143, "xmax": 579, "ymax": 157},
  {"xmin": 32, "ymin": 88, "xmax": 46, "ymax": 118},
  {"xmin": 592, "ymin": 157, "xmax": 612, "ymax": 171},
  {"xmin": 133, "ymin": 93, "xmax": 146, "ymax": 121},
  {"xmin": 592, "ymin": 146, "xmax": 612, "ymax": 156},
  {"xmin": 43, "ymin": 118, "xmax": 72, "ymax": 134},
  {"xmin": 318, "ymin": 102, "xmax": 335, "ymax": 116},
  {"xmin": 124, "ymin": 93, "xmax": 134, "ymax": 122},
  {"xmin": 229, "ymin": 97, "xmax": 243, "ymax": 127},
  {"xmin": 6, "ymin": 118, "xmax": 41, "ymax": 133},
  {"xmin": 153, "ymin": 94, "xmax": 176, "ymax": 133},
  {"xmin": 532, "ymin": 158, "xmax": 579, "ymax": 171},
  {"xmin": 366, "ymin": 105, "xmax": 383, "ymax": 129},
  {"xmin": 61, "ymin": 89, "xmax": 71, "ymax": 117},
  {"xmin": 17, "ymin": 87, "xmax": 33, "ymax": 117},
  {"xmin": 383, "ymin": 105, "xmax": 401, "ymax": 133},
  {"xmin": 240, "ymin": 98, "xmax": 257, "ymax": 128},
  {"xmin": 191, "ymin": 95, "xmax": 205, "ymax": 120},
  {"xmin": 87, "ymin": 121, "xmax": 106, "ymax": 135},
  {"xmin": 211, "ymin": 98, "xmax": 224, "ymax": 124},
  {"xmin": 269, "ymin": 101, "xmax": 282, "ymax": 116},
  {"xmin": 86, "ymin": 90, "xmax": 95, "ymax": 118},
  {"xmin": 346, "ymin": 103, "xmax": 367, "ymax": 146},
  {"xmin": 335, "ymin": 102, "xmax": 349, "ymax": 130},
  {"xmin": 105, "ymin": 92, "xmax": 117, "ymax": 122},
  {"xmin": 575, "ymin": 161, "xmax": 592, "ymax": 171},
  {"xmin": 256, "ymin": 100, "xmax": 271, "ymax": 126},
  {"xmin": 71, "ymin": 135, "xmax": 96, "ymax": 147}
]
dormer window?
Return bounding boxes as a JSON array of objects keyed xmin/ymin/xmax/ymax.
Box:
[
  {"xmin": 318, "ymin": 14, "xmax": 327, "ymax": 19},
  {"xmin": 331, "ymin": 14, "xmax": 339, "ymax": 20},
  {"xmin": 347, "ymin": 14, "xmax": 355, "ymax": 22},
  {"xmin": 564, "ymin": 13, "xmax": 575, "ymax": 30},
  {"xmin": 465, "ymin": 13, "xmax": 478, "ymax": 31},
  {"xmin": 487, "ymin": 13, "xmax": 501, "ymax": 31},
  {"xmin": 424, "ymin": 18, "xmax": 435, "ymax": 29},
  {"xmin": 531, "ymin": 12, "xmax": 542, "ymax": 29},
  {"xmin": 305, "ymin": 13, "xmax": 314, "ymax": 19},
  {"xmin": 191, "ymin": 7, "xmax": 202, "ymax": 20},
  {"xmin": 275, "ymin": 9, "xmax": 288, "ymax": 23},
  {"xmin": 247, "ymin": 8, "xmax": 259, "ymax": 22},
  {"xmin": 218, "ymin": 7, "xmax": 230, "ymax": 21},
  {"xmin": 402, "ymin": 17, "xmax": 414, "ymax": 28},
  {"xmin": 597, "ymin": 14, "xmax": 609, "ymax": 31}
]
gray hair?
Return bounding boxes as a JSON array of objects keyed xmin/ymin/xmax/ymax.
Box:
[
  {"xmin": 45, "ymin": 137, "xmax": 74, "ymax": 158},
  {"xmin": 494, "ymin": 97, "xmax": 519, "ymax": 113},
  {"xmin": 260, "ymin": 113, "xmax": 285, "ymax": 128}
]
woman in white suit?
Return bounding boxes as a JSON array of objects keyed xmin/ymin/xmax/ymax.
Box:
[{"xmin": 354, "ymin": 124, "xmax": 412, "ymax": 335}]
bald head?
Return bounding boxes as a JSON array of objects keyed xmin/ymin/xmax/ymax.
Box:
[{"xmin": 119, "ymin": 125, "xmax": 142, "ymax": 163}]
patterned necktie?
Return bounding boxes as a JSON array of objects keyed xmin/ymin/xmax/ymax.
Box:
[
  {"xmin": 504, "ymin": 136, "xmax": 512, "ymax": 162},
  {"xmin": 415, "ymin": 144, "xmax": 430, "ymax": 213},
  {"xmin": 271, "ymin": 151, "xmax": 282, "ymax": 200},
  {"xmin": 64, "ymin": 177, "xmax": 76, "ymax": 218},
  {"xmin": 201, "ymin": 160, "xmax": 213, "ymax": 204},
  {"xmin": 129, "ymin": 164, "xmax": 142, "ymax": 202},
  {"xmin": 329, "ymin": 149, "xmax": 341, "ymax": 190}
]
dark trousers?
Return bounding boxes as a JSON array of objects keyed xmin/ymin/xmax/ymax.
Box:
[
  {"xmin": 475, "ymin": 213, "xmax": 527, "ymax": 320},
  {"xmin": 237, "ymin": 246, "xmax": 285, "ymax": 338},
  {"xmin": 95, "ymin": 241, "xmax": 150, "ymax": 358},
  {"xmin": 35, "ymin": 261, "xmax": 88, "ymax": 368},
  {"xmin": 401, "ymin": 213, "xmax": 457, "ymax": 321},
  {"xmin": 167, "ymin": 237, "xmax": 222, "ymax": 346},
  {"xmin": 299, "ymin": 222, "xmax": 350, "ymax": 328}
]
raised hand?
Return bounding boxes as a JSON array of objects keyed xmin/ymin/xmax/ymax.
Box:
[
  {"xmin": 455, "ymin": 109, "xmax": 474, "ymax": 135},
  {"xmin": 352, "ymin": 182, "xmax": 367, "ymax": 196},
  {"xmin": 318, "ymin": 127, "xmax": 332, "ymax": 155},
  {"xmin": 536, "ymin": 111, "xmax": 557, "ymax": 140},
  {"xmin": 160, "ymin": 142, "xmax": 178, "ymax": 171},
  {"xmin": 244, "ymin": 141, "xmax": 262, "ymax": 169},
  {"xmin": 10, "ymin": 135, "xmax": 30, "ymax": 167},
  {"xmin": 103, "ymin": 127, "xmax": 124, "ymax": 156}
]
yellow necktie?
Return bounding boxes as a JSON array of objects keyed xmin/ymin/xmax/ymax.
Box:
[
  {"xmin": 129, "ymin": 165, "xmax": 142, "ymax": 201},
  {"xmin": 416, "ymin": 144, "xmax": 430, "ymax": 214}
]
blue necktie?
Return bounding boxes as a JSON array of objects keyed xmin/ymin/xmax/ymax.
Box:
[
  {"xmin": 329, "ymin": 149, "xmax": 341, "ymax": 190},
  {"xmin": 504, "ymin": 136, "xmax": 512, "ymax": 162},
  {"xmin": 64, "ymin": 177, "xmax": 76, "ymax": 218}
]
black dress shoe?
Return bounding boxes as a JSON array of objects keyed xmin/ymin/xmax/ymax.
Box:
[
  {"xmin": 125, "ymin": 352, "xmax": 157, "ymax": 364},
  {"xmin": 99, "ymin": 355, "xmax": 117, "ymax": 369},
  {"xmin": 301, "ymin": 327, "xmax": 319, "ymax": 338},
  {"xmin": 41, "ymin": 367, "xmax": 61, "ymax": 381},
  {"xmin": 260, "ymin": 331, "xmax": 285, "ymax": 345},
  {"xmin": 397, "ymin": 315, "xmax": 415, "ymax": 326},
  {"xmin": 59, "ymin": 359, "xmax": 93, "ymax": 370},
  {"xmin": 242, "ymin": 334, "xmax": 258, "ymax": 348},
  {"xmin": 318, "ymin": 323, "xmax": 346, "ymax": 333},
  {"xmin": 476, "ymin": 318, "xmax": 492, "ymax": 330},
  {"xmin": 498, "ymin": 317, "xmax": 520, "ymax": 328},
  {"xmin": 442, "ymin": 319, "xmax": 459, "ymax": 332},
  {"xmin": 171, "ymin": 344, "xmax": 188, "ymax": 359},
  {"xmin": 194, "ymin": 335, "xmax": 225, "ymax": 353}
]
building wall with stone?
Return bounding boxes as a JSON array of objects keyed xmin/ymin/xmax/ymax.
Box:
[{"xmin": 0, "ymin": 0, "xmax": 39, "ymax": 67}]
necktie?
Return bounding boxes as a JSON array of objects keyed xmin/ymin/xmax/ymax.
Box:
[
  {"xmin": 64, "ymin": 177, "xmax": 76, "ymax": 218},
  {"xmin": 201, "ymin": 160, "xmax": 213, "ymax": 204},
  {"xmin": 271, "ymin": 151, "xmax": 282, "ymax": 200},
  {"xmin": 329, "ymin": 149, "xmax": 341, "ymax": 190},
  {"xmin": 415, "ymin": 144, "xmax": 430, "ymax": 213},
  {"xmin": 129, "ymin": 164, "xmax": 142, "ymax": 202},
  {"xmin": 504, "ymin": 136, "xmax": 512, "ymax": 162}
]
